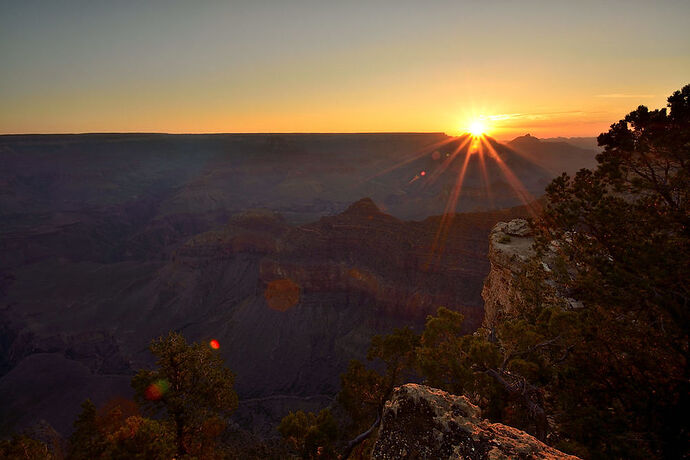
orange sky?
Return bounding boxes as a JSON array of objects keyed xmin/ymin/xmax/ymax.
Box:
[{"xmin": 1, "ymin": 2, "xmax": 688, "ymax": 138}]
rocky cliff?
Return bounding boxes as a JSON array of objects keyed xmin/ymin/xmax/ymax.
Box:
[
  {"xmin": 481, "ymin": 218, "xmax": 583, "ymax": 332},
  {"xmin": 480, "ymin": 219, "xmax": 535, "ymax": 331},
  {"xmin": 372, "ymin": 384, "xmax": 579, "ymax": 460}
]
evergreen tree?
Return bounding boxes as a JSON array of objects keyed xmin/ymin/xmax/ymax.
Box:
[
  {"xmin": 278, "ymin": 409, "xmax": 338, "ymax": 459},
  {"xmin": 131, "ymin": 332, "xmax": 238, "ymax": 458},
  {"xmin": 535, "ymin": 84, "xmax": 690, "ymax": 458}
]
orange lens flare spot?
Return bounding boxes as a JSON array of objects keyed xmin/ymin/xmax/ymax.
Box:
[
  {"xmin": 209, "ymin": 339, "xmax": 220, "ymax": 349},
  {"xmin": 420, "ymin": 170, "xmax": 426, "ymax": 176},
  {"xmin": 264, "ymin": 278, "xmax": 301, "ymax": 312}
]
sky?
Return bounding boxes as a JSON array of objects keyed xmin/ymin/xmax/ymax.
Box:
[{"xmin": 1, "ymin": 0, "xmax": 689, "ymax": 138}]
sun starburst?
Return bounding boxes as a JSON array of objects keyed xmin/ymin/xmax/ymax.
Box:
[{"xmin": 468, "ymin": 120, "xmax": 487, "ymax": 137}]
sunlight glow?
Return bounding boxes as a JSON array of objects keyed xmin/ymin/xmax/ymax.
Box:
[
  {"xmin": 468, "ymin": 120, "xmax": 488, "ymax": 137},
  {"xmin": 367, "ymin": 131, "xmax": 544, "ymax": 269}
]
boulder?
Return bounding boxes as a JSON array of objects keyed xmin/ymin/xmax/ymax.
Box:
[{"xmin": 372, "ymin": 384, "xmax": 579, "ymax": 460}]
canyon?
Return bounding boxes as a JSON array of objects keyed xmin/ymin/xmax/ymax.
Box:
[{"xmin": 0, "ymin": 133, "xmax": 597, "ymax": 437}]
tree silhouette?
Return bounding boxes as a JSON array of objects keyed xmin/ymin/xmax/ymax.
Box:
[
  {"xmin": 131, "ymin": 332, "xmax": 238, "ymax": 457},
  {"xmin": 537, "ymin": 84, "xmax": 689, "ymax": 458},
  {"xmin": 278, "ymin": 409, "xmax": 338, "ymax": 459}
]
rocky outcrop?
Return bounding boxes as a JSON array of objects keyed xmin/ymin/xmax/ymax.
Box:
[
  {"xmin": 481, "ymin": 219, "xmax": 535, "ymax": 330},
  {"xmin": 372, "ymin": 384, "xmax": 579, "ymax": 460},
  {"xmin": 481, "ymin": 219, "xmax": 583, "ymax": 331}
]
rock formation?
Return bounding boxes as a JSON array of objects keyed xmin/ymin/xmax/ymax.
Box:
[
  {"xmin": 481, "ymin": 219, "xmax": 535, "ymax": 330},
  {"xmin": 372, "ymin": 384, "xmax": 579, "ymax": 460},
  {"xmin": 481, "ymin": 218, "xmax": 583, "ymax": 332}
]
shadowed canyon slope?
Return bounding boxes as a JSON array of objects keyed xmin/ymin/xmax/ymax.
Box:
[
  {"xmin": 0, "ymin": 133, "xmax": 596, "ymax": 436},
  {"xmin": 0, "ymin": 199, "xmax": 528, "ymax": 435}
]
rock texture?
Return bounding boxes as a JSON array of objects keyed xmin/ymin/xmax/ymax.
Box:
[
  {"xmin": 481, "ymin": 219, "xmax": 536, "ymax": 330},
  {"xmin": 372, "ymin": 384, "xmax": 579, "ymax": 460}
]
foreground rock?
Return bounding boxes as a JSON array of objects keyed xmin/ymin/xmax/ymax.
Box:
[{"xmin": 372, "ymin": 384, "xmax": 578, "ymax": 460}]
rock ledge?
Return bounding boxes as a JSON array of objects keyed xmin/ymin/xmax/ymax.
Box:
[
  {"xmin": 372, "ymin": 384, "xmax": 579, "ymax": 460},
  {"xmin": 481, "ymin": 219, "xmax": 536, "ymax": 329}
]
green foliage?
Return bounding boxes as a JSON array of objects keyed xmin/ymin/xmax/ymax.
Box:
[
  {"xmin": 367, "ymin": 327, "xmax": 419, "ymax": 370},
  {"xmin": 68, "ymin": 398, "xmax": 176, "ymax": 460},
  {"xmin": 366, "ymin": 326, "xmax": 419, "ymax": 399},
  {"xmin": 535, "ymin": 85, "xmax": 690, "ymax": 458},
  {"xmin": 102, "ymin": 416, "xmax": 176, "ymax": 460},
  {"xmin": 2, "ymin": 332, "xmax": 242, "ymax": 459},
  {"xmin": 278, "ymin": 409, "xmax": 338, "ymax": 459},
  {"xmin": 330, "ymin": 327, "xmax": 419, "ymax": 458},
  {"xmin": 417, "ymin": 308, "xmax": 499, "ymax": 400},
  {"xmin": 68, "ymin": 333, "xmax": 238, "ymax": 458},
  {"xmin": 131, "ymin": 332, "xmax": 238, "ymax": 457},
  {"xmin": 414, "ymin": 304, "xmax": 566, "ymax": 431},
  {"xmin": 338, "ymin": 328, "xmax": 419, "ymax": 428},
  {"xmin": 0, "ymin": 434, "xmax": 54, "ymax": 460},
  {"xmin": 337, "ymin": 359, "xmax": 384, "ymax": 428},
  {"xmin": 68, "ymin": 399, "xmax": 103, "ymax": 460}
]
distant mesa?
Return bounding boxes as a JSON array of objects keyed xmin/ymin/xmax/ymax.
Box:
[
  {"xmin": 341, "ymin": 197, "xmax": 385, "ymax": 219},
  {"xmin": 509, "ymin": 133, "xmax": 541, "ymax": 145}
]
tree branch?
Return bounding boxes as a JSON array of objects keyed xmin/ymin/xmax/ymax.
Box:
[{"xmin": 341, "ymin": 414, "xmax": 381, "ymax": 460}]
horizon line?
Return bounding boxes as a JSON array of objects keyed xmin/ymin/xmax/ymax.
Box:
[
  {"xmin": 0, "ymin": 131, "xmax": 596, "ymax": 139},
  {"xmin": 0, "ymin": 131, "xmax": 448, "ymax": 136}
]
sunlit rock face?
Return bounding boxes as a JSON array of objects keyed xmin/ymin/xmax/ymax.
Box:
[
  {"xmin": 372, "ymin": 384, "xmax": 579, "ymax": 460},
  {"xmin": 481, "ymin": 218, "xmax": 536, "ymax": 331},
  {"xmin": 481, "ymin": 218, "xmax": 583, "ymax": 332}
]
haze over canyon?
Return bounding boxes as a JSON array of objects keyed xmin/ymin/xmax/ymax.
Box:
[{"xmin": 0, "ymin": 133, "xmax": 597, "ymax": 436}]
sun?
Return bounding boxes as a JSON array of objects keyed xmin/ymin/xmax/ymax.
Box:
[{"xmin": 468, "ymin": 120, "xmax": 488, "ymax": 137}]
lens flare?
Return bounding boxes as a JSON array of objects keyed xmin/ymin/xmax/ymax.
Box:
[
  {"xmin": 144, "ymin": 379, "xmax": 170, "ymax": 401},
  {"xmin": 366, "ymin": 129, "xmax": 546, "ymax": 271},
  {"xmin": 209, "ymin": 339, "xmax": 220, "ymax": 349},
  {"xmin": 264, "ymin": 278, "xmax": 301, "ymax": 311}
]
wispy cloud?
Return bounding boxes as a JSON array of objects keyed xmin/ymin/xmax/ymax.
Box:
[
  {"xmin": 483, "ymin": 110, "xmax": 595, "ymax": 122},
  {"xmin": 484, "ymin": 113, "xmax": 522, "ymax": 121},
  {"xmin": 596, "ymin": 93, "xmax": 655, "ymax": 98}
]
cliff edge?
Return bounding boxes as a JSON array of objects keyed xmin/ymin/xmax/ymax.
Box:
[{"xmin": 481, "ymin": 218, "xmax": 535, "ymax": 330}]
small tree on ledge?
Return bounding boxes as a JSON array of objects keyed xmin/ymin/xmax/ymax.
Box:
[{"xmin": 132, "ymin": 332, "xmax": 238, "ymax": 458}]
